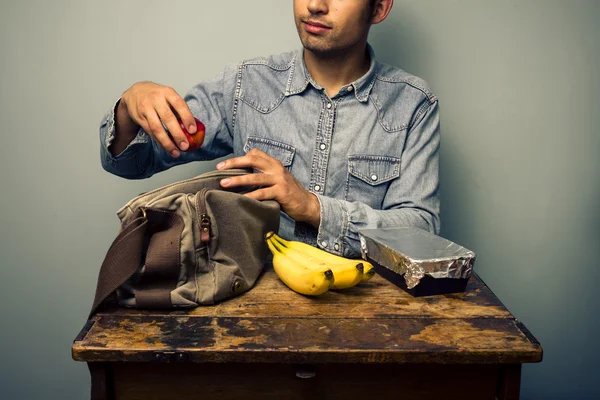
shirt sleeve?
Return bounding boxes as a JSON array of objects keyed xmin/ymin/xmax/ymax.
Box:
[
  {"xmin": 315, "ymin": 101, "xmax": 441, "ymax": 257},
  {"xmin": 99, "ymin": 64, "xmax": 239, "ymax": 179}
]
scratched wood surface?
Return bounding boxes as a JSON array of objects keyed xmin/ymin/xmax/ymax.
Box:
[{"xmin": 73, "ymin": 267, "xmax": 543, "ymax": 365}]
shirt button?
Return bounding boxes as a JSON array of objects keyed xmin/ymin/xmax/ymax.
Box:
[
  {"xmin": 371, "ymin": 174, "xmax": 378, "ymax": 182},
  {"xmin": 326, "ymin": 103, "xmax": 332, "ymax": 109},
  {"xmin": 334, "ymin": 243, "xmax": 340, "ymax": 251},
  {"xmin": 314, "ymin": 184, "xmax": 321, "ymax": 192},
  {"xmin": 321, "ymin": 241, "xmax": 328, "ymax": 248},
  {"xmin": 347, "ymin": 86, "xmax": 354, "ymax": 92},
  {"xmin": 319, "ymin": 143, "xmax": 327, "ymax": 150}
]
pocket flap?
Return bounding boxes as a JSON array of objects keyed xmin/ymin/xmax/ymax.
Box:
[
  {"xmin": 348, "ymin": 155, "xmax": 401, "ymax": 185},
  {"xmin": 244, "ymin": 136, "xmax": 296, "ymax": 167}
]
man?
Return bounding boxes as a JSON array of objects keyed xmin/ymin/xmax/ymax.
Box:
[{"xmin": 100, "ymin": 0, "xmax": 440, "ymax": 257}]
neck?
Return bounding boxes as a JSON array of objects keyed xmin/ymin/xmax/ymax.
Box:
[{"xmin": 304, "ymin": 43, "xmax": 371, "ymax": 98}]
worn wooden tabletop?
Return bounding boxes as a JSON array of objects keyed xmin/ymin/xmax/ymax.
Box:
[{"xmin": 72, "ymin": 267, "xmax": 542, "ymax": 365}]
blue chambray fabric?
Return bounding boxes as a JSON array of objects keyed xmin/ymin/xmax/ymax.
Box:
[{"xmin": 100, "ymin": 45, "xmax": 440, "ymax": 257}]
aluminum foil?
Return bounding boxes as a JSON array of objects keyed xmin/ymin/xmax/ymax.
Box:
[{"xmin": 359, "ymin": 227, "xmax": 476, "ymax": 289}]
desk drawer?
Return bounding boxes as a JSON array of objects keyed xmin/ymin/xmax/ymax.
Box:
[{"xmin": 109, "ymin": 362, "xmax": 501, "ymax": 400}]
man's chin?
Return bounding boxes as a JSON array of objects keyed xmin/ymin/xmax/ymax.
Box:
[
  {"xmin": 300, "ymin": 39, "xmax": 334, "ymax": 55},
  {"xmin": 303, "ymin": 44, "xmax": 329, "ymax": 54},
  {"xmin": 304, "ymin": 45, "xmax": 349, "ymax": 60}
]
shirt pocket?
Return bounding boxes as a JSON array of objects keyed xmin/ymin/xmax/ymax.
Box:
[
  {"xmin": 243, "ymin": 136, "xmax": 296, "ymax": 170},
  {"xmin": 346, "ymin": 155, "xmax": 401, "ymax": 208}
]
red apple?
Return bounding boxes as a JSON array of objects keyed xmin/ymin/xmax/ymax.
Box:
[{"xmin": 174, "ymin": 117, "xmax": 205, "ymax": 151}]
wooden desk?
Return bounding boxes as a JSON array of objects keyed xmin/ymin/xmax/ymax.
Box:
[{"xmin": 72, "ymin": 268, "xmax": 542, "ymax": 400}]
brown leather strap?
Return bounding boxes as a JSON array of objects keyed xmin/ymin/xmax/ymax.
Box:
[
  {"xmin": 89, "ymin": 209, "xmax": 184, "ymax": 317},
  {"xmin": 135, "ymin": 210, "xmax": 184, "ymax": 309},
  {"xmin": 90, "ymin": 215, "xmax": 147, "ymax": 317}
]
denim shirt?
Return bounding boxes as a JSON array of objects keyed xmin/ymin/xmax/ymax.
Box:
[{"xmin": 100, "ymin": 45, "xmax": 440, "ymax": 257}]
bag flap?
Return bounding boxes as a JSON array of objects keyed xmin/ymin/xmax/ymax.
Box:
[{"xmin": 116, "ymin": 168, "xmax": 254, "ymax": 223}]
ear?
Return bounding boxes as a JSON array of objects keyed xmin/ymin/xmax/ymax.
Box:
[{"xmin": 371, "ymin": 0, "xmax": 394, "ymax": 25}]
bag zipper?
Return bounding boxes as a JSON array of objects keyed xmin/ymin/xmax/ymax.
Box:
[{"xmin": 197, "ymin": 188, "xmax": 211, "ymax": 243}]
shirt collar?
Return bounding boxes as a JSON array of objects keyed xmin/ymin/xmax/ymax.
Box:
[{"xmin": 285, "ymin": 43, "xmax": 378, "ymax": 103}]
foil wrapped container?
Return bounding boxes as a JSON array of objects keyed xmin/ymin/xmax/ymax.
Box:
[{"xmin": 359, "ymin": 227, "xmax": 476, "ymax": 297}]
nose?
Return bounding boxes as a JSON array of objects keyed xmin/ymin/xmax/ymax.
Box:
[{"xmin": 307, "ymin": 0, "xmax": 328, "ymax": 15}]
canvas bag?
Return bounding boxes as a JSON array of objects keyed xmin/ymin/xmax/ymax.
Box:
[{"xmin": 90, "ymin": 169, "xmax": 280, "ymax": 317}]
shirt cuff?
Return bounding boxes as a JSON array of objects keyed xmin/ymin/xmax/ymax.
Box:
[
  {"xmin": 100, "ymin": 98, "xmax": 152, "ymax": 177},
  {"xmin": 104, "ymin": 98, "xmax": 149, "ymax": 157},
  {"xmin": 314, "ymin": 194, "xmax": 348, "ymax": 256}
]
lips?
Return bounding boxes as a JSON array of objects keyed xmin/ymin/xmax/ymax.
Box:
[
  {"xmin": 303, "ymin": 20, "xmax": 332, "ymax": 35},
  {"xmin": 305, "ymin": 20, "xmax": 330, "ymax": 29}
]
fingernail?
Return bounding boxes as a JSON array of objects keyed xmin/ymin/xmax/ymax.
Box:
[
  {"xmin": 180, "ymin": 141, "xmax": 189, "ymax": 151},
  {"xmin": 171, "ymin": 149, "xmax": 180, "ymax": 158},
  {"xmin": 188, "ymin": 125, "xmax": 197, "ymax": 134},
  {"xmin": 216, "ymin": 162, "xmax": 225, "ymax": 170},
  {"xmin": 221, "ymin": 179, "xmax": 230, "ymax": 186}
]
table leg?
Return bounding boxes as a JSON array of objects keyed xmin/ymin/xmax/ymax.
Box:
[
  {"xmin": 88, "ymin": 362, "xmax": 115, "ymax": 400},
  {"xmin": 496, "ymin": 364, "xmax": 522, "ymax": 400}
]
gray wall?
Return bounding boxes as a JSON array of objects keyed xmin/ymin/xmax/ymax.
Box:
[{"xmin": 1, "ymin": 1, "xmax": 598, "ymax": 399}]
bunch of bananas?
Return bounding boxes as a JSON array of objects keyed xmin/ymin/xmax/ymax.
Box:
[{"xmin": 265, "ymin": 232, "xmax": 375, "ymax": 296}]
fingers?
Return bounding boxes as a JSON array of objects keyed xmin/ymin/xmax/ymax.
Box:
[
  {"xmin": 216, "ymin": 149, "xmax": 312, "ymax": 221},
  {"xmin": 155, "ymin": 102, "xmax": 188, "ymax": 151},
  {"xmin": 217, "ymin": 149, "xmax": 282, "ymax": 172},
  {"xmin": 140, "ymin": 109, "xmax": 180, "ymax": 158},
  {"xmin": 243, "ymin": 188, "xmax": 272, "ymax": 201},
  {"xmin": 123, "ymin": 82, "xmax": 196, "ymax": 158},
  {"xmin": 167, "ymin": 91, "xmax": 196, "ymax": 134},
  {"xmin": 220, "ymin": 171, "xmax": 277, "ymax": 189}
]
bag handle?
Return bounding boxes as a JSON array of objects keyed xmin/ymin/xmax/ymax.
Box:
[{"xmin": 89, "ymin": 208, "xmax": 184, "ymax": 318}]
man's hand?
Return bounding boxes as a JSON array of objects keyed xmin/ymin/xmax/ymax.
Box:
[
  {"xmin": 217, "ymin": 148, "xmax": 321, "ymax": 227},
  {"xmin": 113, "ymin": 82, "xmax": 198, "ymax": 158}
]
